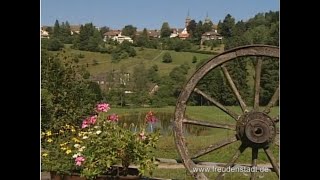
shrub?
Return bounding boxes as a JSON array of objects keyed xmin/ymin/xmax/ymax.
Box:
[{"xmin": 162, "ymin": 52, "xmax": 172, "ymax": 63}]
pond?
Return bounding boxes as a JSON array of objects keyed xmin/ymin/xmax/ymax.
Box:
[{"xmin": 118, "ymin": 112, "xmax": 213, "ymax": 136}]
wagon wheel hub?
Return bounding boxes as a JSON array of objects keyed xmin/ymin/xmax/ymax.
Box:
[{"xmin": 236, "ymin": 112, "xmax": 276, "ymax": 148}]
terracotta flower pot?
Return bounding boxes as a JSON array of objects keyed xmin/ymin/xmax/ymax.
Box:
[{"xmin": 49, "ymin": 167, "xmax": 140, "ymax": 180}]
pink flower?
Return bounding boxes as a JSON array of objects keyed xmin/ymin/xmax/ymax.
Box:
[
  {"xmin": 89, "ymin": 115, "xmax": 97, "ymax": 124},
  {"xmin": 139, "ymin": 132, "xmax": 147, "ymax": 140},
  {"xmin": 75, "ymin": 156, "xmax": 85, "ymax": 166},
  {"xmin": 81, "ymin": 115, "xmax": 97, "ymax": 128},
  {"xmin": 107, "ymin": 114, "xmax": 119, "ymax": 122},
  {"xmin": 96, "ymin": 103, "xmax": 110, "ymax": 112},
  {"xmin": 145, "ymin": 111, "xmax": 158, "ymax": 124},
  {"xmin": 81, "ymin": 120, "xmax": 89, "ymax": 129}
]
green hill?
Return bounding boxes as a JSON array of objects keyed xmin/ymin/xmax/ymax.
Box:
[{"xmin": 51, "ymin": 45, "xmax": 215, "ymax": 77}]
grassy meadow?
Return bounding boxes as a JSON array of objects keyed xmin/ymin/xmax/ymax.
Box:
[{"xmin": 52, "ymin": 45, "xmax": 214, "ymax": 77}]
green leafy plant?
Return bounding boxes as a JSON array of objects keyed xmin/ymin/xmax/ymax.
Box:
[{"xmin": 41, "ymin": 103, "xmax": 160, "ymax": 179}]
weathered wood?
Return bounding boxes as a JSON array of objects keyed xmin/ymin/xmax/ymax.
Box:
[
  {"xmin": 264, "ymin": 87, "xmax": 279, "ymax": 114},
  {"xmin": 183, "ymin": 119, "xmax": 236, "ymax": 130},
  {"xmin": 221, "ymin": 65, "xmax": 248, "ymax": 113},
  {"xmin": 191, "ymin": 136, "xmax": 238, "ymax": 159},
  {"xmin": 253, "ymin": 58, "xmax": 262, "ymax": 111},
  {"xmin": 173, "ymin": 45, "xmax": 279, "ymax": 180},
  {"xmin": 250, "ymin": 148, "xmax": 258, "ymax": 180},
  {"xmin": 264, "ymin": 148, "xmax": 280, "ymax": 177},
  {"xmin": 194, "ymin": 88, "xmax": 239, "ymax": 120},
  {"xmin": 216, "ymin": 144, "xmax": 247, "ymax": 180}
]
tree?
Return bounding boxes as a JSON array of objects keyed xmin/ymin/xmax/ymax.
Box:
[
  {"xmin": 194, "ymin": 20, "xmax": 204, "ymax": 40},
  {"xmin": 131, "ymin": 63, "xmax": 150, "ymax": 106},
  {"xmin": 160, "ymin": 22, "xmax": 171, "ymax": 38},
  {"xmin": 53, "ymin": 20, "xmax": 61, "ymax": 38},
  {"xmin": 162, "ymin": 52, "xmax": 172, "ymax": 63},
  {"xmin": 73, "ymin": 23, "xmax": 103, "ymax": 51},
  {"xmin": 147, "ymin": 65, "xmax": 160, "ymax": 83},
  {"xmin": 187, "ymin": 20, "xmax": 197, "ymax": 37},
  {"xmin": 121, "ymin": 25, "xmax": 137, "ymax": 38},
  {"xmin": 135, "ymin": 28, "xmax": 149, "ymax": 47},
  {"xmin": 218, "ymin": 14, "xmax": 235, "ymax": 38},
  {"xmin": 203, "ymin": 20, "xmax": 213, "ymax": 32},
  {"xmin": 46, "ymin": 38, "xmax": 64, "ymax": 51},
  {"xmin": 99, "ymin": 26, "xmax": 110, "ymax": 37},
  {"xmin": 41, "ymin": 50, "xmax": 102, "ymax": 130},
  {"xmin": 192, "ymin": 56, "xmax": 197, "ymax": 63}
]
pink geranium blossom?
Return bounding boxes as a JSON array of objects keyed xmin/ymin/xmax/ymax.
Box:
[
  {"xmin": 89, "ymin": 115, "xmax": 97, "ymax": 124},
  {"xmin": 81, "ymin": 115, "xmax": 98, "ymax": 128},
  {"xmin": 75, "ymin": 156, "xmax": 85, "ymax": 166},
  {"xmin": 139, "ymin": 131, "xmax": 147, "ymax": 140},
  {"xmin": 81, "ymin": 120, "xmax": 89, "ymax": 128},
  {"xmin": 107, "ymin": 114, "xmax": 119, "ymax": 122},
  {"xmin": 145, "ymin": 111, "xmax": 158, "ymax": 124},
  {"xmin": 96, "ymin": 103, "xmax": 110, "ymax": 112}
]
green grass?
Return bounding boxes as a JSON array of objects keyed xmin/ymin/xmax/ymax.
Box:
[{"xmin": 51, "ymin": 46, "xmax": 213, "ymax": 77}]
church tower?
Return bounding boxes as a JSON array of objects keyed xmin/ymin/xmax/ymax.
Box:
[
  {"xmin": 204, "ymin": 12, "xmax": 212, "ymax": 24},
  {"xmin": 185, "ymin": 9, "xmax": 191, "ymax": 27}
]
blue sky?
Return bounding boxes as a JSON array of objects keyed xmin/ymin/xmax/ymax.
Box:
[{"xmin": 41, "ymin": 0, "xmax": 279, "ymax": 30}]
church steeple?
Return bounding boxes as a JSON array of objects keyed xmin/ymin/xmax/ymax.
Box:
[
  {"xmin": 185, "ymin": 9, "xmax": 191, "ymax": 27},
  {"xmin": 204, "ymin": 12, "xmax": 211, "ymax": 24}
]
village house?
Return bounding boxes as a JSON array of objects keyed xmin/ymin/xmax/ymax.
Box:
[
  {"xmin": 41, "ymin": 29, "xmax": 49, "ymax": 39},
  {"xmin": 201, "ymin": 30, "xmax": 223, "ymax": 41},
  {"xmin": 70, "ymin": 25, "xmax": 81, "ymax": 35},
  {"xmin": 103, "ymin": 30, "xmax": 133, "ymax": 43}
]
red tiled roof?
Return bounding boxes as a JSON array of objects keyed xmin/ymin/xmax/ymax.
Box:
[{"xmin": 104, "ymin": 30, "xmax": 121, "ymax": 36}]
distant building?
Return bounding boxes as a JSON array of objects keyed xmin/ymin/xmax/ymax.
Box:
[
  {"xmin": 178, "ymin": 27, "xmax": 190, "ymax": 40},
  {"xmin": 41, "ymin": 29, "xmax": 49, "ymax": 39},
  {"xmin": 70, "ymin": 25, "xmax": 81, "ymax": 35},
  {"xmin": 201, "ymin": 30, "xmax": 223, "ymax": 44},
  {"xmin": 147, "ymin": 30, "xmax": 161, "ymax": 39},
  {"xmin": 104, "ymin": 30, "xmax": 121, "ymax": 39},
  {"xmin": 103, "ymin": 30, "xmax": 133, "ymax": 43}
]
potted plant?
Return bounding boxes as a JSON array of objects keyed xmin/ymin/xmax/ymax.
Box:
[{"xmin": 41, "ymin": 103, "xmax": 160, "ymax": 179}]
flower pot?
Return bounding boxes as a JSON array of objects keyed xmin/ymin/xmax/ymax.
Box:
[{"xmin": 49, "ymin": 166, "xmax": 140, "ymax": 180}]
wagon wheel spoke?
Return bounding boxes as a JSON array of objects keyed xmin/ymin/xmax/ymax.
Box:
[
  {"xmin": 216, "ymin": 144, "xmax": 247, "ymax": 180},
  {"xmin": 275, "ymin": 133, "xmax": 279, "ymax": 147},
  {"xmin": 194, "ymin": 88, "xmax": 240, "ymax": 120},
  {"xmin": 263, "ymin": 87, "xmax": 279, "ymax": 114},
  {"xmin": 191, "ymin": 136, "xmax": 238, "ymax": 159},
  {"xmin": 264, "ymin": 148, "xmax": 279, "ymax": 177},
  {"xmin": 253, "ymin": 58, "xmax": 262, "ymax": 111},
  {"xmin": 183, "ymin": 119, "xmax": 236, "ymax": 131},
  {"xmin": 221, "ymin": 65, "xmax": 248, "ymax": 113},
  {"xmin": 250, "ymin": 148, "xmax": 258, "ymax": 180}
]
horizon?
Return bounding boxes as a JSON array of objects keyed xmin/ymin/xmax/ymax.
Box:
[{"xmin": 41, "ymin": 0, "xmax": 279, "ymax": 30}]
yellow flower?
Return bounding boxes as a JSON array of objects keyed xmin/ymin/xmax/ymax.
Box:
[
  {"xmin": 60, "ymin": 142, "xmax": 68, "ymax": 146},
  {"xmin": 42, "ymin": 153, "xmax": 48, "ymax": 157},
  {"xmin": 71, "ymin": 128, "xmax": 76, "ymax": 132},
  {"xmin": 66, "ymin": 149, "xmax": 72, "ymax": 154},
  {"xmin": 59, "ymin": 129, "xmax": 65, "ymax": 133},
  {"xmin": 41, "ymin": 132, "xmax": 45, "ymax": 136},
  {"xmin": 45, "ymin": 131, "xmax": 52, "ymax": 136},
  {"xmin": 47, "ymin": 138, "xmax": 53, "ymax": 143},
  {"xmin": 65, "ymin": 124, "xmax": 70, "ymax": 129},
  {"xmin": 72, "ymin": 137, "xmax": 82, "ymax": 143},
  {"xmin": 61, "ymin": 147, "xmax": 67, "ymax": 151}
]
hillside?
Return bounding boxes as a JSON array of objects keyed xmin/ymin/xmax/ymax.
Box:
[{"xmin": 51, "ymin": 45, "xmax": 217, "ymax": 77}]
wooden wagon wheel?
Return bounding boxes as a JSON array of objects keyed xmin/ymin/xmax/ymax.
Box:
[{"xmin": 173, "ymin": 45, "xmax": 279, "ymax": 180}]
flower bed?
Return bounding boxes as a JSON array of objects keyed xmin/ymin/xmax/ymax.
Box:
[{"xmin": 41, "ymin": 103, "xmax": 160, "ymax": 179}]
